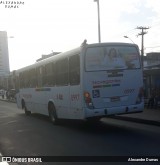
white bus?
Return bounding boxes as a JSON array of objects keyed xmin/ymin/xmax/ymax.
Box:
[{"xmin": 15, "ymin": 42, "xmax": 144, "ymax": 123}]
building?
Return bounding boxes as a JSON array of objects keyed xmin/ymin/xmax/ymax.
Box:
[
  {"xmin": 0, "ymin": 31, "xmax": 10, "ymax": 89},
  {"xmin": 146, "ymin": 52, "xmax": 160, "ymax": 66},
  {"xmin": 0, "ymin": 31, "xmax": 10, "ymax": 76},
  {"xmin": 143, "ymin": 52, "xmax": 160, "ymax": 98}
]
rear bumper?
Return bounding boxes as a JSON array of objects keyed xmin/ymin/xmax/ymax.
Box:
[{"xmin": 84, "ymin": 103, "xmax": 144, "ymax": 118}]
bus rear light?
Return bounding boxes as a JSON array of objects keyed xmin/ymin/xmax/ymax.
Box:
[
  {"xmin": 136, "ymin": 87, "xmax": 144, "ymax": 104},
  {"xmin": 84, "ymin": 92, "xmax": 94, "ymax": 109},
  {"xmin": 139, "ymin": 87, "xmax": 144, "ymax": 97}
]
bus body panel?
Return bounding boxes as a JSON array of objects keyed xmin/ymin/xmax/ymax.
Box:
[
  {"xmin": 82, "ymin": 43, "xmax": 144, "ymax": 118},
  {"xmin": 84, "ymin": 103, "xmax": 144, "ymax": 118},
  {"xmin": 83, "ymin": 70, "xmax": 143, "ymax": 108},
  {"xmin": 83, "ymin": 70, "xmax": 144, "ymax": 118},
  {"xmin": 17, "ymin": 86, "xmax": 84, "ymax": 119}
]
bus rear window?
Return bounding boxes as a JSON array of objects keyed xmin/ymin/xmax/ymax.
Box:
[{"xmin": 85, "ymin": 46, "xmax": 140, "ymax": 71}]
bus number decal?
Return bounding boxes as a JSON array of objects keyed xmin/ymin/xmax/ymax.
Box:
[{"xmin": 71, "ymin": 94, "xmax": 80, "ymax": 101}]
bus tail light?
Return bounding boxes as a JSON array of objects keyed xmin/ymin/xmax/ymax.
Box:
[
  {"xmin": 136, "ymin": 87, "xmax": 144, "ymax": 104},
  {"xmin": 84, "ymin": 92, "xmax": 94, "ymax": 109}
]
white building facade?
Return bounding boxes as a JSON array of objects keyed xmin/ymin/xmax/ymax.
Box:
[{"xmin": 0, "ymin": 31, "xmax": 10, "ymax": 76}]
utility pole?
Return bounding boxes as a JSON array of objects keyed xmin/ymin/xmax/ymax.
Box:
[{"xmin": 136, "ymin": 26, "xmax": 149, "ymax": 68}]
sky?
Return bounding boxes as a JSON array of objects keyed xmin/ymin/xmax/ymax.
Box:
[{"xmin": 0, "ymin": 0, "xmax": 160, "ymax": 71}]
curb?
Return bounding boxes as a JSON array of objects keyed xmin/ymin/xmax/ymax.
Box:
[{"xmin": 111, "ymin": 116, "xmax": 160, "ymax": 126}]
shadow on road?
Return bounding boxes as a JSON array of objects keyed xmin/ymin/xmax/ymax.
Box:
[{"xmin": 22, "ymin": 113, "xmax": 135, "ymax": 136}]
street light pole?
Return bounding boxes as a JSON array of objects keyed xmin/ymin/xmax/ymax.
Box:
[
  {"xmin": 124, "ymin": 36, "xmax": 135, "ymax": 44},
  {"xmin": 94, "ymin": 0, "xmax": 101, "ymax": 43}
]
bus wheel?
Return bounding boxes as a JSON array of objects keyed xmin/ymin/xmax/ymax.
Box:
[
  {"xmin": 24, "ymin": 104, "xmax": 31, "ymax": 116},
  {"xmin": 48, "ymin": 103, "xmax": 59, "ymax": 125}
]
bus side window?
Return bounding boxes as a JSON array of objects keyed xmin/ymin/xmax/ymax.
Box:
[
  {"xmin": 56, "ymin": 58, "xmax": 69, "ymax": 86},
  {"xmin": 19, "ymin": 72, "xmax": 25, "ymax": 88},
  {"xmin": 29, "ymin": 68, "xmax": 37, "ymax": 87},
  {"xmin": 25, "ymin": 71, "xmax": 30, "ymax": 87},
  {"xmin": 45, "ymin": 62, "xmax": 55, "ymax": 86},
  {"xmin": 22, "ymin": 71, "xmax": 26, "ymax": 88},
  {"xmin": 69, "ymin": 54, "xmax": 80, "ymax": 85},
  {"xmin": 36, "ymin": 66, "xmax": 44, "ymax": 87},
  {"xmin": 52, "ymin": 62, "xmax": 56, "ymax": 86},
  {"xmin": 15, "ymin": 75, "xmax": 20, "ymax": 90}
]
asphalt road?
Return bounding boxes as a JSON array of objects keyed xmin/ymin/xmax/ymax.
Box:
[{"xmin": 0, "ymin": 100, "xmax": 160, "ymax": 165}]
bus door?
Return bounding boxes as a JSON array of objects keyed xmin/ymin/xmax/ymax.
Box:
[
  {"xmin": 54, "ymin": 58, "xmax": 70, "ymax": 118},
  {"xmin": 69, "ymin": 54, "xmax": 82, "ymax": 119}
]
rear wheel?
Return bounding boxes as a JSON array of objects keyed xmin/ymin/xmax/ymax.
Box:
[
  {"xmin": 48, "ymin": 103, "xmax": 59, "ymax": 125},
  {"xmin": 22, "ymin": 100, "xmax": 31, "ymax": 116},
  {"xmin": 24, "ymin": 105, "xmax": 31, "ymax": 116}
]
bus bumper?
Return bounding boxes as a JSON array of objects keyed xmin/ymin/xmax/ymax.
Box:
[{"xmin": 84, "ymin": 103, "xmax": 144, "ymax": 118}]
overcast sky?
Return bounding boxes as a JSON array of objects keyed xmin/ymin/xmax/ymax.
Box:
[{"xmin": 0, "ymin": 0, "xmax": 160, "ymax": 71}]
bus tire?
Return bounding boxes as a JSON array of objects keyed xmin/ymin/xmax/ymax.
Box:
[
  {"xmin": 22, "ymin": 100, "xmax": 31, "ymax": 116},
  {"xmin": 48, "ymin": 103, "xmax": 59, "ymax": 125},
  {"xmin": 24, "ymin": 105, "xmax": 31, "ymax": 116}
]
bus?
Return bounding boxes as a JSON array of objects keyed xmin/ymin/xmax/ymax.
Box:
[{"xmin": 15, "ymin": 42, "xmax": 144, "ymax": 123}]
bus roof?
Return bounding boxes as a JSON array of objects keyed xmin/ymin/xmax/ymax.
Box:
[{"xmin": 87, "ymin": 42, "xmax": 138, "ymax": 47}]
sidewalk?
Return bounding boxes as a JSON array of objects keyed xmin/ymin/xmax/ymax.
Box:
[{"xmin": 113, "ymin": 108, "xmax": 160, "ymax": 126}]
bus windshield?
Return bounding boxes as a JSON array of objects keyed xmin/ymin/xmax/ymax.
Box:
[{"xmin": 85, "ymin": 46, "xmax": 140, "ymax": 71}]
